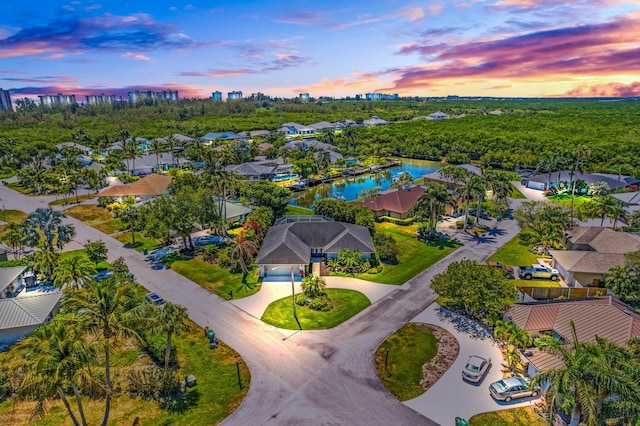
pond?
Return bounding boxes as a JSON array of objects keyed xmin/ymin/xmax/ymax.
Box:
[{"xmin": 290, "ymin": 158, "xmax": 442, "ymax": 209}]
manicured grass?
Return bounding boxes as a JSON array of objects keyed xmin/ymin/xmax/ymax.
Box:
[
  {"xmin": 285, "ymin": 205, "xmax": 315, "ymax": 216},
  {"xmin": 0, "ymin": 322, "xmax": 250, "ymax": 426},
  {"xmin": 170, "ymin": 256, "xmax": 261, "ymax": 299},
  {"xmin": 546, "ymin": 193, "xmax": 589, "ymax": 208},
  {"xmin": 469, "ymin": 406, "xmax": 546, "ymax": 426},
  {"xmin": 513, "ymin": 279, "xmax": 562, "ymax": 288},
  {"xmin": 0, "ymin": 209, "xmax": 28, "ymax": 238},
  {"xmin": 260, "ymin": 288, "xmax": 371, "ymax": 330},
  {"xmin": 64, "ymin": 204, "xmax": 123, "ymax": 234},
  {"xmin": 374, "ymin": 323, "xmax": 438, "ymax": 401},
  {"xmin": 356, "ymin": 223, "xmax": 461, "ymax": 285},
  {"xmin": 48, "ymin": 193, "xmax": 96, "ymax": 206},
  {"xmin": 5, "ymin": 182, "xmax": 35, "ymax": 195},
  {"xmin": 113, "ymin": 232, "xmax": 163, "ymax": 253},
  {"xmin": 509, "ymin": 185, "xmax": 527, "ymax": 199},
  {"xmin": 487, "ymin": 232, "xmax": 541, "ymax": 267}
]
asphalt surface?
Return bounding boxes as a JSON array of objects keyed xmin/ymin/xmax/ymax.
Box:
[{"xmin": 0, "ymin": 183, "xmax": 523, "ymax": 426}]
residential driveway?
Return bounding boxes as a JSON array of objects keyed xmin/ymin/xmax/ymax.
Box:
[
  {"xmin": 231, "ymin": 276, "xmax": 399, "ymax": 319},
  {"xmin": 404, "ymin": 304, "xmax": 540, "ymax": 424}
]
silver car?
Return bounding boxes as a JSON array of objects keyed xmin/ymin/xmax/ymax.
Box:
[
  {"xmin": 489, "ymin": 376, "xmax": 539, "ymax": 402},
  {"xmin": 462, "ymin": 355, "xmax": 491, "ymax": 383}
]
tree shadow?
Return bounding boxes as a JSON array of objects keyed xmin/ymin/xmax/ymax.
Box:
[
  {"xmin": 160, "ymin": 389, "xmax": 200, "ymax": 413},
  {"xmin": 461, "ymin": 233, "xmax": 497, "ymax": 245},
  {"xmin": 436, "ymin": 307, "xmax": 492, "ymax": 341},
  {"xmin": 427, "ymin": 239, "xmax": 461, "ymax": 250},
  {"xmin": 485, "ymin": 227, "xmax": 507, "ymax": 237}
]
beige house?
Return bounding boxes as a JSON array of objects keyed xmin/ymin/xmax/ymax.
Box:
[
  {"xmin": 97, "ymin": 174, "xmax": 173, "ymax": 202},
  {"xmin": 549, "ymin": 227, "xmax": 640, "ymax": 287}
]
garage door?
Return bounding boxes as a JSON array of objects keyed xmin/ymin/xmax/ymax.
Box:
[
  {"xmin": 527, "ymin": 181, "xmax": 546, "ymax": 190},
  {"xmin": 266, "ymin": 265, "xmax": 294, "ymax": 279}
]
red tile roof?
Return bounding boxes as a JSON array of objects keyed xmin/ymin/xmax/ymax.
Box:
[
  {"xmin": 98, "ymin": 174, "xmax": 172, "ymax": 198},
  {"xmin": 355, "ymin": 186, "xmax": 425, "ymax": 214}
]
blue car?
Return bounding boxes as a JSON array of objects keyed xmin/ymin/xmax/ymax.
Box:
[{"xmin": 194, "ymin": 235, "xmax": 224, "ymax": 247}]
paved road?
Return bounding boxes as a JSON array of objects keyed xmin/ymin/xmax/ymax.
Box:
[{"xmin": 1, "ymin": 184, "xmax": 522, "ymax": 425}]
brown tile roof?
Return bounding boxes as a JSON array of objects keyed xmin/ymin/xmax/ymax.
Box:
[
  {"xmin": 550, "ymin": 250, "xmax": 627, "ymax": 273},
  {"xmin": 565, "ymin": 227, "xmax": 640, "ymax": 253},
  {"xmin": 98, "ymin": 174, "xmax": 173, "ymax": 198},
  {"xmin": 506, "ymin": 297, "xmax": 640, "ymax": 346},
  {"xmin": 355, "ymin": 186, "xmax": 425, "ymax": 215},
  {"xmin": 508, "ymin": 298, "xmax": 640, "ymax": 371}
]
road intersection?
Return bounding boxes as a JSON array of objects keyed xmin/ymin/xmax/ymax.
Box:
[{"xmin": 1, "ymin": 183, "xmax": 524, "ymax": 425}]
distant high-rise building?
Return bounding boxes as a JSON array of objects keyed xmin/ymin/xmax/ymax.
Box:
[
  {"xmin": 38, "ymin": 93, "xmax": 77, "ymax": 107},
  {"xmin": 365, "ymin": 92, "xmax": 398, "ymax": 100},
  {"xmin": 0, "ymin": 89, "xmax": 11, "ymax": 111},
  {"xmin": 128, "ymin": 90, "xmax": 178, "ymax": 103},
  {"xmin": 212, "ymin": 91, "xmax": 223, "ymax": 101},
  {"xmin": 227, "ymin": 91, "xmax": 243, "ymax": 100},
  {"xmin": 299, "ymin": 93, "xmax": 310, "ymax": 100},
  {"xmin": 85, "ymin": 93, "xmax": 116, "ymax": 105}
]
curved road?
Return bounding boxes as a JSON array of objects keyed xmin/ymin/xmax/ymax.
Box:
[{"xmin": 1, "ymin": 184, "xmax": 522, "ymax": 425}]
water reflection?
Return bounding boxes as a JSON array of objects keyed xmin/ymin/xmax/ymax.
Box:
[{"xmin": 290, "ymin": 158, "xmax": 442, "ymax": 209}]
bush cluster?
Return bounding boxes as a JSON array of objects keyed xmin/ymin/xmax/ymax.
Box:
[{"xmin": 126, "ymin": 368, "xmax": 181, "ymax": 400}]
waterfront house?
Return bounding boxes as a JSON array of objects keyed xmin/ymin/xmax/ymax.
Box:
[{"xmin": 355, "ymin": 185, "xmax": 426, "ymax": 219}]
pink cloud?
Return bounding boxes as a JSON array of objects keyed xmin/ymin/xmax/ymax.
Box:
[
  {"xmin": 564, "ymin": 81, "xmax": 640, "ymax": 97},
  {"xmin": 122, "ymin": 52, "xmax": 150, "ymax": 61}
]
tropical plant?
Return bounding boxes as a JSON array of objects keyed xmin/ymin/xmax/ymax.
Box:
[
  {"xmin": 153, "ymin": 302, "xmax": 189, "ymax": 372},
  {"xmin": 15, "ymin": 316, "xmax": 99, "ymax": 426},
  {"xmin": 581, "ymin": 195, "xmax": 620, "ymax": 226},
  {"xmin": 532, "ymin": 322, "xmax": 640, "ymax": 426},
  {"xmin": 514, "ymin": 201, "xmax": 574, "ymax": 250},
  {"xmin": 52, "ymin": 255, "xmax": 97, "ymax": 290},
  {"xmin": 22, "ymin": 208, "xmax": 75, "ymax": 253},
  {"xmin": 1, "ymin": 222, "xmax": 25, "ymax": 259},
  {"xmin": 64, "ymin": 277, "xmax": 149, "ymax": 426},
  {"xmin": 231, "ymin": 235, "xmax": 258, "ymax": 276},
  {"xmin": 301, "ymin": 275, "xmax": 327, "ymax": 299},
  {"xmin": 85, "ymin": 240, "xmax": 108, "ymax": 266}
]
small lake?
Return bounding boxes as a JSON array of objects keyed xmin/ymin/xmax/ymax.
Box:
[{"xmin": 290, "ymin": 158, "xmax": 442, "ymax": 209}]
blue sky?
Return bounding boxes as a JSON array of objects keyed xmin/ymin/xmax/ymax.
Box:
[{"xmin": 1, "ymin": 0, "xmax": 639, "ymax": 100}]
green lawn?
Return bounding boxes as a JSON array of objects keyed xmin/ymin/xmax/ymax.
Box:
[
  {"xmin": 285, "ymin": 205, "xmax": 315, "ymax": 216},
  {"xmin": 260, "ymin": 288, "xmax": 371, "ymax": 330},
  {"xmin": 374, "ymin": 323, "xmax": 438, "ymax": 401},
  {"xmin": 0, "ymin": 209, "xmax": 28, "ymax": 238},
  {"xmin": 0, "ymin": 322, "xmax": 250, "ymax": 426},
  {"xmin": 113, "ymin": 232, "xmax": 163, "ymax": 253},
  {"xmin": 49, "ymin": 193, "xmax": 97, "ymax": 206},
  {"xmin": 487, "ymin": 232, "xmax": 541, "ymax": 267},
  {"xmin": 509, "ymin": 185, "xmax": 527, "ymax": 199},
  {"xmin": 356, "ymin": 223, "xmax": 461, "ymax": 285},
  {"xmin": 5, "ymin": 182, "xmax": 35, "ymax": 195},
  {"xmin": 469, "ymin": 407, "xmax": 546, "ymax": 426},
  {"xmin": 513, "ymin": 279, "xmax": 562, "ymax": 288},
  {"xmin": 64, "ymin": 204, "xmax": 123, "ymax": 234},
  {"xmin": 170, "ymin": 256, "xmax": 261, "ymax": 299},
  {"xmin": 546, "ymin": 193, "xmax": 590, "ymax": 208}
]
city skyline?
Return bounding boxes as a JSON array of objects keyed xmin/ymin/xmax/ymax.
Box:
[{"xmin": 1, "ymin": 0, "xmax": 639, "ymax": 101}]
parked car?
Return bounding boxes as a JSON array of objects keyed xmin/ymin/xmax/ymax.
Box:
[
  {"xmin": 469, "ymin": 209, "xmax": 491, "ymax": 220},
  {"xmin": 462, "ymin": 355, "xmax": 491, "ymax": 383},
  {"xmin": 92, "ymin": 270, "xmax": 113, "ymax": 281},
  {"xmin": 145, "ymin": 292, "xmax": 166, "ymax": 308},
  {"xmin": 519, "ymin": 264, "xmax": 560, "ymax": 281},
  {"xmin": 487, "ymin": 262, "xmax": 515, "ymax": 279},
  {"xmin": 489, "ymin": 376, "xmax": 539, "ymax": 402},
  {"xmin": 194, "ymin": 235, "xmax": 225, "ymax": 247}
]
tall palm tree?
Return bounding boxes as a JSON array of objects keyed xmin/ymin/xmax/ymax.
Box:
[
  {"xmin": 148, "ymin": 138, "xmax": 168, "ymax": 172},
  {"xmin": 584, "ymin": 195, "xmax": 619, "ymax": 226},
  {"xmin": 608, "ymin": 202, "xmax": 626, "ymax": 230},
  {"xmin": 154, "ymin": 302, "xmax": 190, "ymax": 371},
  {"xmin": 341, "ymin": 126, "xmax": 357, "ymax": 151},
  {"xmin": 164, "ymin": 134, "xmax": 181, "ymax": 168},
  {"xmin": 23, "ymin": 208, "xmax": 76, "ymax": 253},
  {"xmin": 485, "ymin": 171, "xmax": 512, "ymax": 202},
  {"xmin": 457, "ymin": 174, "xmax": 486, "ymax": 231},
  {"xmin": 532, "ymin": 322, "xmax": 640, "ymax": 426},
  {"xmin": 52, "ymin": 255, "xmax": 97, "ymax": 290},
  {"xmin": 231, "ymin": 236, "xmax": 258, "ymax": 276},
  {"xmin": 65, "ymin": 279, "xmax": 148, "ymax": 426},
  {"xmin": 320, "ymin": 129, "xmax": 336, "ymax": 146},
  {"xmin": 412, "ymin": 184, "xmax": 455, "ymax": 236},
  {"xmin": 1, "ymin": 222, "xmax": 25, "ymax": 259},
  {"xmin": 16, "ymin": 317, "xmax": 98, "ymax": 426},
  {"xmin": 121, "ymin": 135, "xmax": 140, "ymax": 174},
  {"xmin": 570, "ymin": 145, "xmax": 590, "ymax": 215},
  {"xmin": 118, "ymin": 204, "xmax": 141, "ymax": 245}
]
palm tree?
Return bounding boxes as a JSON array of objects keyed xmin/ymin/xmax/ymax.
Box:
[
  {"xmin": 320, "ymin": 129, "xmax": 336, "ymax": 146},
  {"xmin": 231, "ymin": 236, "xmax": 258, "ymax": 276},
  {"xmin": 608, "ymin": 202, "xmax": 626, "ymax": 230},
  {"xmin": 588, "ymin": 181, "xmax": 611, "ymax": 197},
  {"xmin": 605, "ymin": 265, "xmax": 639, "ymax": 302},
  {"xmin": 1, "ymin": 222, "xmax": 25, "ymax": 259},
  {"xmin": 412, "ymin": 184, "xmax": 455, "ymax": 236},
  {"xmin": 569, "ymin": 145, "xmax": 590, "ymax": 216},
  {"xmin": 27, "ymin": 249, "xmax": 60, "ymax": 282},
  {"xmin": 64, "ymin": 278, "xmax": 148, "ymax": 426},
  {"xmin": 121, "ymin": 135, "xmax": 140, "ymax": 174},
  {"xmin": 301, "ymin": 275, "xmax": 327, "ymax": 299},
  {"xmin": 23, "ymin": 207, "xmax": 75, "ymax": 253},
  {"xmin": 16, "ymin": 317, "xmax": 98, "ymax": 426},
  {"xmin": 148, "ymin": 138, "xmax": 168, "ymax": 172},
  {"xmin": 164, "ymin": 134, "xmax": 181, "ymax": 168},
  {"xmin": 457, "ymin": 174, "xmax": 486, "ymax": 231},
  {"xmin": 52, "ymin": 255, "xmax": 97, "ymax": 290},
  {"xmin": 118, "ymin": 204, "xmax": 141, "ymax": 245},
  {"xmin": 154, "ymin": 302, "xmax": 189, "ymax": 372},
  {"xmin": 341, "ymin": 126, "xmax": 357, "ymax": 151},
  {"xmin": 485, "ymin": 171, "xmax": 512, "ymax": 201},
  {"xmin": 532, "ymin": 322, "xmax": 640, "ymax": 426},
  {"xmin": 584, "ymin": 195, "xmax": 619, "ymax": 226}
]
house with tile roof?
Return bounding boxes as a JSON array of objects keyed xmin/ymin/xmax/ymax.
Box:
[
  {"xmin": 255, "ymin": 216, "xmax": 374, "ymax": 280},
  {"xmin": 505, "ymin": 297, "xmax": 640, "ymax": 375},
  {"xmin": 355, "ymin": 185, "xmax": 426, "ymax": 219},
  {"xmin": 0, "ymin": 292, "xmax": 63, "ymax": 344},
  {"xmin": 549, "ymin": 227, "xmax": 640, "ymax": 287},
  {"xmin": 97, "ymin": 174, "xmax": 173, "ymax": 201}
]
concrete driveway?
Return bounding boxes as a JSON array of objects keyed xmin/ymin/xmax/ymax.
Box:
[{"xmin": 404, "ymin": 304, "xmax": 540, "ymax": 425}]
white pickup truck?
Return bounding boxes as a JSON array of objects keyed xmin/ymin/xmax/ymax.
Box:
[{"xmin": 519, "ymin": 264, "xmax": 560, "ymax": 281}]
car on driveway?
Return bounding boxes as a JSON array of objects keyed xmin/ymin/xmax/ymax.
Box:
[
  {"xmin": 145, "ymin": 292, "xmax": 166, "ymax": 308},
  {"xmin": 462, "ymin": 355, "xmax": 491, "ymax": 383},
  {"xmin": 489, "ymin": 376, "xmax": 539, "ymax": 402},
  {"xmin": 194, "ymin": 235, "xmax": 225, "ymax": 247}
]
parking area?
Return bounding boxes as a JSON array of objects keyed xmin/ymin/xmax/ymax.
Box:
[{"xmin": 403, "ymin": 304, "xmax": 540, "ymax": 425}]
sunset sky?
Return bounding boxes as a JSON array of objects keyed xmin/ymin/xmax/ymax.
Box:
[{"xmin": 1, "ymin": 0, "xmax": 639, "ymax": 100}]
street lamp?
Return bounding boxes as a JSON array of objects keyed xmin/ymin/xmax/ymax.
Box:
[{"xmin": 236, "ymin": 361, "xmax": 243, "ymax": 389}]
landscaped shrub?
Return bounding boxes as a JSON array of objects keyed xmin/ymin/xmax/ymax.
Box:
[
  {"xmin": 374, "ymin": 233, "xmax": 399, "ymax": 264},
  {"xmin": 126, "ymin": 368, "xmax": 181, "ymax": 400},
  {"xmin": 308, "ymin": 295, "xmax": 332, "ymax": 312},
  {"xmin": 0, "ymin": 370, "xmax": 12, "ymax": 402},
  {"xmin": 141, "ymin": 332, "xmax": 177, "ymax": 367}
]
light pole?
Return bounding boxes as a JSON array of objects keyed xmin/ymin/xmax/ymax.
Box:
[
  {"xmin": 384, "ymin": 349, "xmax": 391, "ymax": 377},
  {"xmin": 236, "ymin": 361, "xmax": 243, "ymax": 389},
  {"xmin": 291, "ymin": 266, "xmax": 301, "ymax": 330}
]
